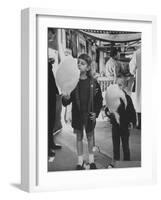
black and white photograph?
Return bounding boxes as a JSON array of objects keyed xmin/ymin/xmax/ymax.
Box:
[
  {"xmin": 1, "ymin": 0, "xmax": 159, "ymax": 197},
  {"xmin": 47, "ymin": 27, "xmax": 141, "ymax": 172}
]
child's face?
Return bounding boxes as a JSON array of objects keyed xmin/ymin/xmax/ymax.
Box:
[
  {"xmin": 116, "ymin": 78, "xmax": 125, "ymax": 90},
  {"xmin": 78, "ymin": 58, "xmax": 89, "ymax": 72}
]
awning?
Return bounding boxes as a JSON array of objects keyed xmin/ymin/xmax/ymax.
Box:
[{"xmin": 78, "ymin": 30, "xmax": 141, "ymax": 43}]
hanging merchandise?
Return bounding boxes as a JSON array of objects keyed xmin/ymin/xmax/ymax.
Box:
[{"xmin": 55, "ymin": 56, "xmax": 80, "ymax": 95}]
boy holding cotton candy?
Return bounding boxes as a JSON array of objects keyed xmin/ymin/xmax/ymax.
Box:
[
  {"xmin": 61, "ymin": 54, "xmax": 103, "ymax": 170},
  {"xmin": 105, "ymin": 77, "xmax": 136, "ymax": 168}
]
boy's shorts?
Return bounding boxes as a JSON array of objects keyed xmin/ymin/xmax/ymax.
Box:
[{"xmin": 73, "ymin": 113, "xmax": 94, "ymax": 138}]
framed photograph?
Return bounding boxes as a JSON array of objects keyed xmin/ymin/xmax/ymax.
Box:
[{"xmin": 21, "ymin": 8, "xmax": 157, "ymax": 192}]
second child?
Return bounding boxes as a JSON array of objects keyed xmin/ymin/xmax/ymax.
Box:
[{"xmin": 105, "ymin": 77, "xmax": 136, "ymax": 167}]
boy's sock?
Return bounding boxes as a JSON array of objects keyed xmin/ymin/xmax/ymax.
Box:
[
  {"xmin": 77, "ymin": 155, "xmax": 84, "ymax": 166},
  {"xmin": 89, "ymin": 154, "xmax": 94, "ymax": 164}
]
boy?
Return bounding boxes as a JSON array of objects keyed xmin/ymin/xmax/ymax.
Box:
[
  {"xmin": 62, "ymin": 54, "xmax": 103, "ymax": 170},
  {"xmin": 105, "ymin": 77, "xmax": 136, "ymax": 167}
]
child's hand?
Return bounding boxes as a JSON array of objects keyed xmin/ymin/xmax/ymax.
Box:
[
  {"xmin": 105, "ymin": 107, "xmax": 110, "ymax": 117},
  {"xmin": 89, "ymin": 112, "xmax": 96, "ymax": 121},
  {"xmin": 128, "ymin": 122, "xmax": 133, "ymax": 130}
]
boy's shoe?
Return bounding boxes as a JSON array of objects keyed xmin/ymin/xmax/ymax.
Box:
[
  {"xmin": 48, "ymin": 156, "xmax": 55, "ymax": 162},
  {"xmin": 48, "ymin": 150, "xmax": 55, "ymax": 162},
  {"xmin": 90, "ymin": 163, "xmax": 97, "ymax": 169},
  {"xmin": 107, "ymin": 164, "xmax": 114, "ymax": 169},
  {"xmin": 76, "ymin": 162, "xmax": 85, "ymax": 170},
  {"xmin": 107, "ymin": 160, "xmax": 116, "ymax": 168}
]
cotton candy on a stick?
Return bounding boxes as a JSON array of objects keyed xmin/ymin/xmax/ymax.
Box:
[
  {"xmin": 55, "ymin": 56, "xmax": 80, "ymax": 95},
  {"xmin": 105, "ymin": 84, "xmax": 127, "ymax": 124}
]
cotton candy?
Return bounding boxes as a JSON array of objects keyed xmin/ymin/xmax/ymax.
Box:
[
  {"xmin": 48, "ymin": 48, "xmax": 57, "ymax": 59},
  {"xmin": 55, "ymin": 56, "xmax": 80, "ymax": 95},
  {"xmin": 105, "ymin": 84, "xmax": 127, "ymax": 124}
]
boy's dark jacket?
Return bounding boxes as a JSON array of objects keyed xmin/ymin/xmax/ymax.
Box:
[
  {"xmin": 62, "ymin": 78, "xmax": 103, "ymax": 133},
  {"xmin": 105, "ymin": 91, "xmax": 136, "ymax": 133}
]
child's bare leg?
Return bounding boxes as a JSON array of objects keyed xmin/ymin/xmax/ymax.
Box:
[
  {"xmin": 87, "ymin": 134, "xmax": 94, "ymax": 155},
  {"xmin": 76, "ymin": 133, "xmax": 83, "ymax": 165},
  {"xmin": 87, "ymin": 134, "xmax": 97, "ymax": 169}
]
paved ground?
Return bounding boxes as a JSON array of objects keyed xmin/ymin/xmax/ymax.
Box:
[{"xmin": 48, "ymin": 112, "xmax": 141, "ymax": 172}]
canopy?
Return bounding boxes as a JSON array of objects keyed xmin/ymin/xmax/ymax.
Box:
[{"xmin": 79, "ymin": 30, "xmax": 141, "ymax": 43}]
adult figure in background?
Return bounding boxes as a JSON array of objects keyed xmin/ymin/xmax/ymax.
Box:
[
  {"xmin": 48, "ymin": 28, "xmax": 62, "ymax": 160},
  {"xmin": 129, "ymin": 48, "xmax": 141, "ymax": 129},
  {"xmin": 105, "ymin": 47, "xmax": 121, "ymax": 83},
  {"xmin": 48, "ymin": 58, "xmax": 62, "ymax": 159}
]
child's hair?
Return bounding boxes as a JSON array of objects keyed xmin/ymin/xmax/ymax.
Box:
[
  {"xmin": 116, "ymin": 76, "xmax": 126, "ymax": 89},
  {"xmin": 78, "ymin": 53, "xmax": 92, "ymax": 66},
  {"xmin": 78, "ymin": 53, "xmax": 93, "ymax": 78}
]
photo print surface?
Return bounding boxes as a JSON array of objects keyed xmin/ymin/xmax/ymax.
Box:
[{"xmin": 47, "ymin": 27, "xmax": 141, "ymax": 172}]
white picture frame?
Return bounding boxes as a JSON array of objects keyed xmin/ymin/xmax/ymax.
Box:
[{"xmin": 21, "ymin": 8, "xmax": 157, "ymax": 192}]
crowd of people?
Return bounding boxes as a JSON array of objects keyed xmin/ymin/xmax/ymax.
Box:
[{"xmin": 48, "ymin": 40, "xmax": 141, "ymax": 170}]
